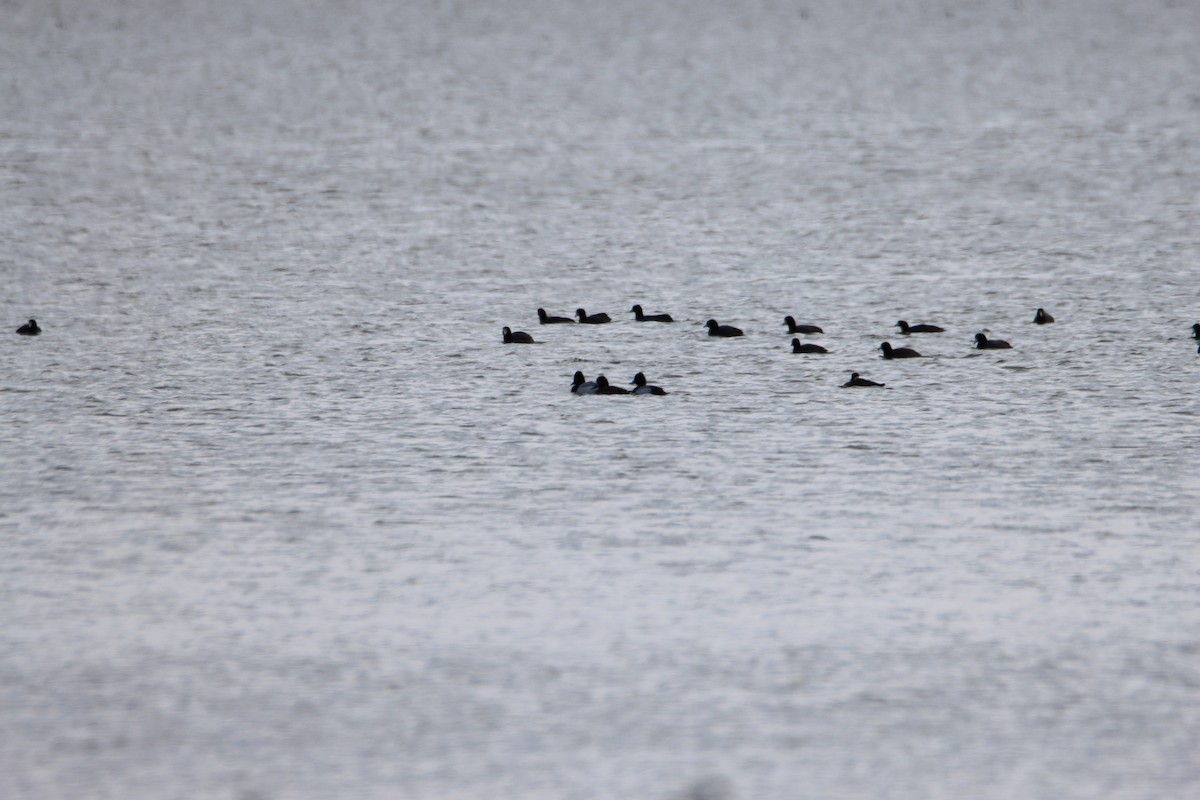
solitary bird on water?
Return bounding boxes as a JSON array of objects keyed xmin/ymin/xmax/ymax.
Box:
[
  {"xmin": 502, "ymin": 326, "xmax": 535, "ymax": 343},
  {"xmin": 880, "ymin": 342, "xmax": 921, "ymax": 359},
  {"xmin": 630, "ymin": 305, "xmax": 673, "ymax": 323},
  {"xmin": 575, "ymin": 308, "xmax": 612, "ymax": 324},
  {"xmin": 974, "ymin": 333, "xmax": 1012, "ymax": 349},
  {"xmin": 842, "ymin": 372, "xmax": 885, "ymax": 387},
  {"xmin": 791, "ymin": 338, "xmax": 828, "ymax": 354},
  {"xmin": 538, "ymin": 308, "xmax": 573, "ymax": 324},
  {"xmin": 783, "ymin": 316, "xmax": 823, "ymax": 335},
  {"xmin": 896, "ymin": 320, "xmax": 944, "ymax": 334},
  {"xmin": 705, "ymin": 319, "xmax": 744, "ymax": 337}
]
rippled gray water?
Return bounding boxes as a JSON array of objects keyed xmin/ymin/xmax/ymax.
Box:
[{"xmin": 3, "ymin": 1, "xmax": 1199, "ymax": 798}]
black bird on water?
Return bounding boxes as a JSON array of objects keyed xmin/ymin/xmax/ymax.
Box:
[
  {"xmin": 502, "ymin": 326, "xmax": 535, "ymax": 343},
  {"xmin": 880, "ymin": 342, "xmax": 922, "ymax": 359},
  {"xmin": 1033, "ymin": 308, "xmax": 1055, "ymax": 324},
  {"xmin": 974, "ymin": 333, "xmax": 1012, "ymax": 349},
  {"xmin": 705, "ymin": 319, "xmax": 744, "ymax": 337},
  {"xmin": 896, "ymin": 320, "xmax": 944, "ymax": 334},
  {"xmin": 791, "ymin": 338, "xmax": 828, "ymax": 354},
  {"xmin": 575, "ymin": 308, "xmax": 611, "ymax": 324},
  {"xmin": 595, "ymin": 375, "xmax": 629, "ymax": 394},
  {"xmin": 16, "ymin": 319, "xmax": 40, "ymax": 335},
  {"xmin": 783, "ymin": 316, "xmax": 823, "ymax": 335},
  {"xmin": 630, "ymin": 305, "xmax": 673, "ymax": 322},
  {"xmin": 842, "ymin": 372, "xmax": 885, "ymax": 387},
  {"xmin": 538, "ymin": 308, "xmax": 573, "ymax": 324},
  {"xmin": 1191, "ymin": 322, "xmax": 1199, "ymax": 339}
]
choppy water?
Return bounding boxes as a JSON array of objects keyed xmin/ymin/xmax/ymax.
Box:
[{"xmin": 3, "ymin": 1, "xmax": 1199, "ymax": 798}]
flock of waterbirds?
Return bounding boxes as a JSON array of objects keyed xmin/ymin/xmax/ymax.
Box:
[
  {"xmin": 15, "ymin": 313, "xmax": 1200, "ymax": 382},
  {"xmin": 495, "ymin": 305, "xmax": 1200, "ymax": 395}
]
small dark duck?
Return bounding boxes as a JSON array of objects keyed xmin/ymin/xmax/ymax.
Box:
[
  {"xmin": 575, "ymin": 308, "xmax": 612, "ymax": 324},
  {"xmin": 880, "ymin": 342, "xmax": 921, "ymax": 359},
  {"xmin": 896, "ymin": 320, "xmax": 944, "ymax": 334},
  {"xmin": 783, "ymin": 316, "xmax": 823, "ymax": 335},
  {"xmin": 595, "ymin": 375, "xmax": 629, "ymax": 394},
  {"xmin": 705, "ymin": 319, "xmax": 744, "ymax": 337},
  {"xmin": 791, "ymin": 338, "xmax": 828, "ymax": 354},
  {"xmin": 502, "ymin": 326, "xmax": 535, "ymax": 343},
  {"xmin": 538, "ymin": 308, "xmax": 574, "ymax": 324},
  {"xmin": 974, "ymin": 332, "xmax": 1012, "ymax": 349},
  {"xmin": 630, "ymin": 305, "xmax": 673, "ymax": 323},
  {"xmin": 842, "ymin": 372, "xmax": 885, "ymax": 387}
]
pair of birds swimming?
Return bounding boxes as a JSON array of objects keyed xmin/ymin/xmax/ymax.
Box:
[
  {"xmin": 572, "ymin": 371, "xmax": 667, "ymax": 395},
  {"xmin": 873, "ymin": 332, "xmax": 1013, "ymax": 359}
]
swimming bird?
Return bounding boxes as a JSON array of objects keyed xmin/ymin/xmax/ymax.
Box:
[
  {"xmin": 880, "ymin": 341, "xmax": 921, "ymax": 358},
  {"xmin": 1033, "ymin": 308, "xmax": 1055, "ymax": 324},
  {"xmin": 538, "ymin": 308, "xmax": 574, "ymax": 324},
  {"xmin": 842, "ymin": 372, "xmax": 885, "ymax": 387},
  {"xmin": 896, "ymin": 320, "xmax": 944, "ymax": 334},
  {"xmin": 595, "ymin": 375, "xmax": 629, "ymax": 394},
  {"xmin": 791, "ymin": 338, "xmax": 828, "ymax": 354},
  {"xmin": 1191, "ymin": 322, "xmax": 1199, "ymax": 339},
  {"xmin": 630, "ymin": 304, "xmax": 673, "ymax": 322},
  {"xmin": 974, "ymin": 332, "xmax": 1012, "ymax": 349},
  {"xmin": 705, "ymin": 319, "xmax": 744, "ymax": 337},
  {"xmin": 502, "ymin": 326, "xmax": 535, "ymax": 343},
  {"xmin": 575, "ymin": 308, "xmax": 612, "ymax": 324},
  {"xmin": 15, "ymin": 319, "xmax": 40, "ymax": 335},
  {"xmin": 571, "ymin": 371, "xmax": 598, "ymax": 394},
  {"xmin": 630, "ymin": 372, "xmax": 668, "ymax": 394},
  {"xmin": 783, "ymin": 316, "xmax": 823, "ymax": 335}
]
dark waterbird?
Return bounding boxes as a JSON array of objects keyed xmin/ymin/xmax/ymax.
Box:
[
  {"xmin": 630, "ymin": 304, "xmax": 673, "ymax": 322},
  {"xmin": 1033, "ymin": 308, "xmax": 1055, "ymax": 324},
  {"xmin": 630, "ymin": 372, "xmax": 668, "ymax": 394},
  {"xmin": 575, "ymin": 308, "xmax": 611, "ymax": 324},
  {"xmin": 15, "ymin": 319, "xmax": 40, "ymax": 335},
  {"xmin": 502, "ymin": 326, "xmax": 535, "ymax": 343},
  {"xmin": 595, "ymin": 375, "xmax": 629, "ymax": 394},
  {"xmin": 842, "ymin": 372, "xmax": 885, "ymax": 387},
  {"xmin": 791, "ymin": 338, "xmax": 828, "ymax": 354},
  {"xmin": 571, "ymin": 371, "xmax": 598, "ymax": 394},
  {"xmin": 880, "ymin": 341, "xmax": 921, "ymax": 359},
  {"xmin": 783, "ymin": 316, "xmax": 823, "ymax": 335},
  {"xmin": 974, "ymin": 332, "xmax": 1012, "ymax": 349},
  {"xmin": 705, "ymin": 319, "xmax": 744, "ymax": 337},
  {"xmin": 538, "ymin": 308, "xmax": 574, "ymax": 324},
  {"xmin": 896, "ymin": 320, "xmax": 944, "ymax": 334},
  {"xmin": 1191, "ymin": 322, "xmax": 1199, "ymax": 339}
]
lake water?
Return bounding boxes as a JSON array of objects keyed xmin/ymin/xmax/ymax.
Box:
[{"xmin": 3, "ymin": 1, "xmax": 1199, "ymax": 798}]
